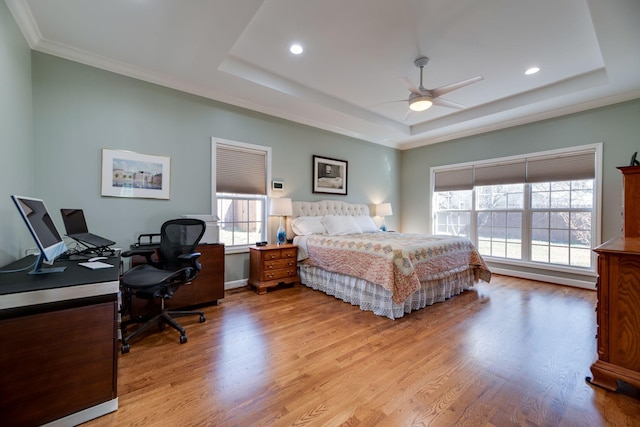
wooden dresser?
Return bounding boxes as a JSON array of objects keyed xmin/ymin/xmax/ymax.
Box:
[
  {"xmin": 248, "ymin": 243, "xmax": 300, "ymax": 294},
  {"xmin": 589, "ymin": 166, "xmax": 640, "ymax": 391}
]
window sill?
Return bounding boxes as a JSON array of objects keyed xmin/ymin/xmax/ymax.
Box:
[
  {"xmin": 224, "ymin": 245, "xmax": 251, "ymax": 255},
  {"xmin": 484, "ymin": 256, "xmax": 597, "ymax": 277}
]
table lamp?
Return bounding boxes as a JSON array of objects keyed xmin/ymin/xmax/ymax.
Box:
[
  {"xmin": 376, "ymin": 202, "xmax": 392, "ymax": 231},
  {"xmin": 269, "ymin": 197, "xmax": 293, "ymax": 245}
]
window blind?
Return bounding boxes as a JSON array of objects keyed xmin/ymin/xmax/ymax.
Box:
[
  {"xmin": 434, "ymin": 147, "xmax": 597, "ymax": 192},
  {"xmin": 216, "ymin": 144, "xmax": 267, "ymax": 195},
  {"xmin": 526, "ymin": 151, "xmax": 595, "ymax": 183},
  {"xmin": 433, "ymin": 167, "xmax": 474, "ymax": 191},
  {"xmin": 474, "ymin": 160, "xmax": 527, "ymax": 186}
]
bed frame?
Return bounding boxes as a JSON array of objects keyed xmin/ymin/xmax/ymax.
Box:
[{"xmin": 289, "ymin": 200, "xmax": 480, "ymax": 319}]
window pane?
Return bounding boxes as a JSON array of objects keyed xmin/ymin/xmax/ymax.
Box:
[
  {"xmin": 506, "ymin": 243, "xmax": 522, "ymax": 259},
  {"xmin": 476, "ymin": 185, "xmax": 523, "ymax": 210},
  {"xmin": 433, "ymin": 190, "xmax": 471, "ymax": 238},
  {"xmin": 550, "ymin": 246, "xmax": 569, "ymax": 265},
  {"xmin": 571, "ymin": 248, "xmax": 592, "ymax": 268},
  {"xmin": 217, "ymin": 196, "xmax": 265, "ymax": 247},
  {"xmin": 434, "ymin": 211, "xmax": 470, "ymax": 237},
  {"xmin": 531, "ymin": 186, "xmax": 550, "ymax": 209},
  {"xmin": 532, "ymin": 244, "xmax": 549, "ymax": 262},
  {"xmin": 434, "ymin": 175, "xmax": 594, "ymax": 270}
]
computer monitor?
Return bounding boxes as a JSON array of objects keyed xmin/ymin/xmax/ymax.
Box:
[{"xmin": 11, "ymin": 195, "xmax": 67, "ymax": 275}]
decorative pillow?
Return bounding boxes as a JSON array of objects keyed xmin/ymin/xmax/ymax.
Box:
[
  {"xmin": 353, "ymin": 215, "xmax": 379, "ymax": 233},
  {"xmin": 291, "ymin": 216, "xmax": 326, "ymax": 235},
  {"xmin": 322, "ymin": 215, "xmax": 363, "ymax": 235}
]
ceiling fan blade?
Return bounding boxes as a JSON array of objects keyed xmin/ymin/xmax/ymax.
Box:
[
  {"xmin": 369, "ymin": 99, "xmax": 408, "ymax": 110},
  {"xmin": 402, "ymin": 108, "xmax": 413, "ymax": 121},
  {"xmin": 430, "ymin": 76, "xmax": 483, "ymax": 98},
  {"xmin": 400, "ymin": 77, "xmax": 423, "ymax": 95},
  {"xmin": 433, "ymin": 97, "xmax": 465, "ymax": 110}
]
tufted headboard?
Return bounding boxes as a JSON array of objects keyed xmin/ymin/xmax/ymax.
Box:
[{"xmin": 286, "ymin": 200, "xmax": 371, "ymax": 239}]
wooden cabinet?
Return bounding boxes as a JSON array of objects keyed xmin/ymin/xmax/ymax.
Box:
[
  {"xmin": 0, "ymin": 256, "xmax": 119, "ymax": 427},
  {"xmin": 130, "ymin": 243, "xmax": 225, "ymax": 317},
  {"xmin": 248, "ymin": 244, "xmax": 300, "ymax": 294},
  {"xmin": 589, "ymin": 165, "xmax": 640, "ymax": 391},
  {"xmin": 620, "ymin": 165, "xmax": 640, "ymax": 237},
  {"xmin": 591, "ymin": 238, "xmax": 640, "ymax": 391}
]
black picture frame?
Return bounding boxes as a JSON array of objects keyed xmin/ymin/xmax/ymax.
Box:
[{"xmin": 313, "ymin": 155, "xmax": 348, "ymax": 195}]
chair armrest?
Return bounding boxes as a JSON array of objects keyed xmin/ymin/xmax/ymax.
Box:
[
  {"xmin": 121, "ymin": 248, "xmax": 159, "ymax": 267},
  {"xmin": 121, "ymin": 248, "xmax": 156, "ymax": 258},
  {"xmin": 177, "ymin": 252, "xmax": 202, "ymax": 279},
  {"xmin": 177, "ymin": 252, "xmax": 201, "ymax": 262}
]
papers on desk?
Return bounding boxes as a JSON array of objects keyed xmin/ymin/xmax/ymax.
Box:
[{"xmin": 78, "ymin": 261, "xmax": 114, "ymax": 270}]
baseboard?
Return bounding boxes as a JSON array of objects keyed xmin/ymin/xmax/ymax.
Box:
[
  {"xmin": 42, "ymin": 398, "xmax": 118, "ymax": 427},
  {"xmin": 490, "ymin": 267, "xmax": 597, "ymax": 290},
  {"xmin": 224, "ymin": 279, "xmax": 247, "ymax": 290}
]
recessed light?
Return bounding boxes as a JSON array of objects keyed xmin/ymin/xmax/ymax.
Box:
[
  {"xmin": 525, "ymin": 67, "xmax": 540, "ymax": 75},
  {"xmin": 290, "ymin": 44, "xmax": 303, "ymax": 55}
]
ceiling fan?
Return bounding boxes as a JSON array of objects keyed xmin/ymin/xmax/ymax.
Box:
[{"xmin": 400, "ymin": 56, "xmax": 483, "ymax": 114}]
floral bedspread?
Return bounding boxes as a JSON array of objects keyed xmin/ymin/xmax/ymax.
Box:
[{"xmin": 297, "ymin": 233, "xmax": 491, "ymax": 304}]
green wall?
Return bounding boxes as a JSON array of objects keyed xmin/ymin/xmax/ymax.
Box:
[
  {"xmin": 401, "ymin": 100, "xmax": 640, "ymax": 240},
  {"xmin": 0, "ymin": 2, "xmax": 33, "ymax": 267},
  {"xmin": 401, "ymin": 99, "xmax": 640, "ymax": 281},
  {"xmin": 4, "ymin": 6, "xmax": 640, "ymax": 284},
  {"xmin": 26, "ymin": 52, "xmax": 400, "ymax": 282}
]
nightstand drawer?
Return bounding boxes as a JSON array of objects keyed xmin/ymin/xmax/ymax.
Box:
[
  {"xmin": 263, "ymin": 268, "xmax": 297, "ymax": 281},
  {"xmin": 263, "ymin": 248, "xmax": 297, "ymax": 260},
  {"xmin": 264, "ymin": 258, "xmax": 296, "ymax": 270}
]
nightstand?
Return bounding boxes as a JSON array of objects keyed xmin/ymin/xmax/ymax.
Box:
[{"xmin": 248, "ymin": 243, "xmax": 300, "ymax": 294}]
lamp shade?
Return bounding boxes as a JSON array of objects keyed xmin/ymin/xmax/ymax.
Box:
[
  {"xmin": 376, "ymin": 202, "xmax": 393, "ymax": 217},
  {"xmin": 269, "ymin": 197, "xmax": 293, "ymax": 216}
]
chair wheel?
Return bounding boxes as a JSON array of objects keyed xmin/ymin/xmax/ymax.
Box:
[
  {"xmin": 199, "ymin": 314, "xmax": 206, "ymax": 323},
  {"xmin": 180, "ymin": 335, "xmax": 188, "ymax": 344},
  {"xmin": 121, "ymin": 344, "xmax": 130, "ymax": 354}
]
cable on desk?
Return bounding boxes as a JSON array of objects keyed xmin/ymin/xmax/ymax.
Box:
[{"xmin": 0, "ymin": 251, "xmax": 37, "ymax": 274}]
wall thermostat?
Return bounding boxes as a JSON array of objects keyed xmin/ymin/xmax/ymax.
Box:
[{"xmin": 272, "ymin": 180, "xmax": 284, "ymax": 191}]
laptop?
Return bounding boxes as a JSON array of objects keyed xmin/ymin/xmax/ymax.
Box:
[{"xmin": 60, "ymin": 209, "xmax": 116, "ymax": 248}]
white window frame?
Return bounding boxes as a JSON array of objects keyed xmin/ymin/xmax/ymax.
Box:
[
  {"xmin": 212, "ymin": 137, "xmax": 272, "ymax": 254},
  {"xmin": 430, "ymin": 143, "xmax": 603, "ymax": 275}
]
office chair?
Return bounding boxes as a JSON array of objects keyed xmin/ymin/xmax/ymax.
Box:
[{"xmin": 120, "ymin": 218, "xmax": 207, "ymax": 354}]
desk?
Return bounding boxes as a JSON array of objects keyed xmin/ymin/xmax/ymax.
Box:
[{"xmin": 0, "ymin": 255, "xmax": 120, "ymax": 427}]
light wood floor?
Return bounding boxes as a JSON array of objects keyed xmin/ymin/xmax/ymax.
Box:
[{"xmin": 84, "ymin": 275, "xmax": 640, "ymax": 426}]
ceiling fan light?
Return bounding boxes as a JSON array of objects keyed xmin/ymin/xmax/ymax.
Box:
[{"xmin": 409, "ymin": 96, "xmax": 433, "ymax": 111}]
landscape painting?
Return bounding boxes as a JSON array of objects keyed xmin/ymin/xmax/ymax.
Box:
[{"xmin": 101, "ymin": 149, "xmax": 170, "ymax": 199}]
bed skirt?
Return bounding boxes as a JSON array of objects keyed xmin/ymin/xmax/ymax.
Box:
[{"xmin": 298, "ymin": 264, "xmax": 476, "ymax": 320}]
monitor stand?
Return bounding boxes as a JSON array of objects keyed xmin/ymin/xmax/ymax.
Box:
[{"xmin": 29, "ymin": 254, "xmax": 67, "ymax": 275}]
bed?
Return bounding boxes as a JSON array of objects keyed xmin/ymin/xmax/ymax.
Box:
[{"xmin": 288, "ymin": 200, "xmax": 491, "ymax": 319}]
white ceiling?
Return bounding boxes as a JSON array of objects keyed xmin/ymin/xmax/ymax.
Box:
[{"xmin": 6, "ymin": 0, "xmax": 640, "ymax": 149}]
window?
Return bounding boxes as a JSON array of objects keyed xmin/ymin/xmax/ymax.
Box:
[
  {"xmin": 212, "ymin": 138, "xmax": 271, "ymax": 250},
  {"xmin": 432, "ymin": 145, "xmax": 600, "ymax": 271}
]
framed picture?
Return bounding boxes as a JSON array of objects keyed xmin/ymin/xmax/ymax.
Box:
[
  {"xmin": 313, "ymin": 155, "xmax": 348, "ymax": 195},
  {"xmin": 101, "ymin": 149, "xmax": 170, "ymax": 199}
]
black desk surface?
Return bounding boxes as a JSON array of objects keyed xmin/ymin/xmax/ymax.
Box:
[{"xmin": 0, "ymin": 255, "xmax": 120, "ymax": 296}]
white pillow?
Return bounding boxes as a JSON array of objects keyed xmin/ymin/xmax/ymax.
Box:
[
  {"xmin": 291, "ymin": 216, "xmax": 326, "ymax": 235},
  {"xmin": 322, "ymin": 215, "xmax": 362, "ymax": 235},
  {"xmin": 353, "ymin": 215, "xmax": 379, "ymax": 233}
]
